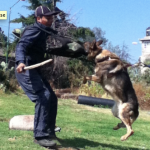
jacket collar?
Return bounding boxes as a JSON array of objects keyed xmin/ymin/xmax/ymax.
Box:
[{"xmin": 35, "ymin": 21, "xmax": 58, "ymax": 34}]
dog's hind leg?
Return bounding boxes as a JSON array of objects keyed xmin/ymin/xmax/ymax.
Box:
[
  {"xmin": 111, "ymin": 102, "xmax": 126, "ymax": 130},
  {"xmin": 111, "ymin": 102, "xmax": 119, "ymax": 118},
  {"xmin": 113, "ymin": 122, "xmax": 126, "ymax": 130},
  {"xmin": 83, "ymin": 75, "xmax": 100, "ymax": 84},
  {"xmin": 119, "ymin": 103, "xmax": 134, "ymax": 141}
]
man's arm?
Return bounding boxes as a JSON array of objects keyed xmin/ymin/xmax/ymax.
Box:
[
  {"xmin": 15, "ymin": 27, "xmax": 41, "ymax": 73},
  {"xmin": 47, "ymin": 42, "xmax": 88, "ymax": 58}
]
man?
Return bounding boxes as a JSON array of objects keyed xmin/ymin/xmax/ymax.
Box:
[
  {"xmin": 15, "ymin": 6, "xmax": 61, "ymax": 147},
  {"xmin": 15, "ymin": 5, "xmax": 87, "ymax": 147}
]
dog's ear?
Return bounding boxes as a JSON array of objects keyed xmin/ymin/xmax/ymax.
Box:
[
  {"xmin": 83, "ymin": 42, "xmax": 90, "ymax": 53},
  {"xmin": 90, "ymin": 40, "xmax": 96, "ymax": 50},
  {"xmin": 96, "ymin": 40, "xmax": 103, "ymax": 51},
  {"xmin": 96, "ymin": 40, "xmax": 103, "ymax": 46}
]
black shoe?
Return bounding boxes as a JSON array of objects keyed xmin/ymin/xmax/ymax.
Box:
[
  {"xmin": 49, "ymin": 133, "xmax": 58, "ymax": 140},
  {"xmin": 34, "ymin": 137, "xmax": 56, "ymax": 147}
]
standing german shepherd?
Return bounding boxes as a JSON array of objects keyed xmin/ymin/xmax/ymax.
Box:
[{"xmin": 83, "ymin": 40, "xmax": 139, "ymax": 141}]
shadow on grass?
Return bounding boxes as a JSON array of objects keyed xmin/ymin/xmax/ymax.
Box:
[
  {"xmin": 57, "ymin": 137, "xmax": 148, "ymax": 150},
  {"xmin": 0, "ymin": 117, "xmax": 9, "ymax": 122}
]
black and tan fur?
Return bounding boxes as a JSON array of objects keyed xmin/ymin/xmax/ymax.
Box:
[{"xmin": 83, "ymin": 40, "xmax": 139, "ymax": 141}]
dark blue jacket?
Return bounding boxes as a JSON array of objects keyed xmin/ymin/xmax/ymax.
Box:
[{"xmin": 15, "ymin": 22, "xmax": 58, "ymax": 65}]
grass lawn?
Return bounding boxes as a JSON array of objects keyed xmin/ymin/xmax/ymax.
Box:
[{"xmin": 0, "ymin": 91, "xmax": 150, "ymax": 150}]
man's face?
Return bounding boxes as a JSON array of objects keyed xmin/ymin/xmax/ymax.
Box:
[{"xmin": 37, "ymin": 15, "xmax": 53, "ymax": 27}]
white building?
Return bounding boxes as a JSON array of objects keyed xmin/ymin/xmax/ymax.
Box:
[{"xmin": 139, "ymin": 27, "xmax": 150, "ymax": 73}]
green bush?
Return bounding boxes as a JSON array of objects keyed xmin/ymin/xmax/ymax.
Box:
[
  {"xmin": 79, "ymin": 81, "xmax": 105, "ymax": 97},
  {"xmin": 0, "ymin": 61, "xmax": 18, "ymax": 92},
  {"xmin": 67, "ymin": 57, "xmax": 94, "ymax": 88},
  {"xmin": 141, "ymin": 69, "xmax": 150, "ymax": 85},
  {"xmin": 128, "ymin": 66, "xmax": 150, "ymax": 85},
  {"xmin": 128, "ymin": 67, "xmax": 142, "ymax": 83}
]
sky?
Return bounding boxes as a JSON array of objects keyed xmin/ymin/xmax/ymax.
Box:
[{"xmin": 0, "ymin": 0, "xmax": 150, "ymax": 63}]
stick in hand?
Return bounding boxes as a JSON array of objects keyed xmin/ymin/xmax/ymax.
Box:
[{"xmin": 24, "ymin": 59, "xmax": 53, "ymax": 70}]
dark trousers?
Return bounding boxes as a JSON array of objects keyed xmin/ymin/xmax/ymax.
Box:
[{"xmin": 15, "ymin": 66, "xmax": 57, "ymax": 138}]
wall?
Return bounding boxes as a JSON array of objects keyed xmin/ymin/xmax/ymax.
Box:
[{"xmin": 140, "ymin": 40, "xmax": 150, "ymax": 73}]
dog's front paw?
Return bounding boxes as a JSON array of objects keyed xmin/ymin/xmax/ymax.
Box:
[{"xmin": 83, "ymin": 76, "xmax": 87, "ymax": 84}]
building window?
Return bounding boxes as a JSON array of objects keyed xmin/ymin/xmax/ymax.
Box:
[{"xmin": 143, "ymin": 41, "xmax": 150, "ymax": 48}]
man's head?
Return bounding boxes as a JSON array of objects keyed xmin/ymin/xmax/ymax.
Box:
[{"xmin": 35, "ymin": 6, "xmax": 60, "ymax": 27}]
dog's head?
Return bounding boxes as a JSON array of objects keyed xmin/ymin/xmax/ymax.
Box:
[{"xmin": 84, "ymin": 40, "xmax": 103, "ymax": 60}]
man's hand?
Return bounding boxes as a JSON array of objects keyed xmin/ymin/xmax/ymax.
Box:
[{"xmin": 16, "ymin": 63, "xmax": 26, "ymax": 73}]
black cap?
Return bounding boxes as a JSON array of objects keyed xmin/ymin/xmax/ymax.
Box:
[{"xmin": 35, "ymin": 6, "xmax": 60, "ymax": 17}]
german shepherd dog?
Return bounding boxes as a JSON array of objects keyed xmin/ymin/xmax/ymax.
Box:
[{"xmin": 83, "ymin": 40, "xmax": 139, "ymax": 141}]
